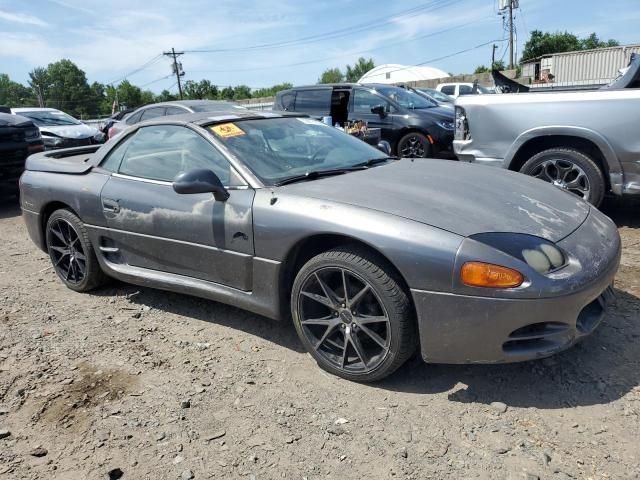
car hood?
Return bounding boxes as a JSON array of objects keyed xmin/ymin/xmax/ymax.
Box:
[
  {"xmin": 280, "ymin": 159, "xmax": 590, "ymax": 242},
  {"xmin": 411, "ymin": 105, "xmax": 454, "ymax": 120},
  {"xmin": 40, "ymin": 123, "xmax": 98, "ymax": 139}
]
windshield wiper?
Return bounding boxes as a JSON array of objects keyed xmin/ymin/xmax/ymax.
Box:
[
  {"xmin": 275, "ymin": 167, "xmax": 367, "ymax": 186},
  {"xmin": 353, "ymin": 156, "xmax": 398, "ymax": 168}
]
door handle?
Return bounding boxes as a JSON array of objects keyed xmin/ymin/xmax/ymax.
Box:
[{"xmin": 102, "ymin": 198, "xmax": 120, "ymax": 213}]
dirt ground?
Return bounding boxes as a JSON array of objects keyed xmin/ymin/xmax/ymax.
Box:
[{"xmin": 0, "ymin": 197, "xmax": 638, "ymax": 480}]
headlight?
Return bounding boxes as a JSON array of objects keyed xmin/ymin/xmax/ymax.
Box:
[
  {"xmin": 470, "ymin": 233, "xmax": 566, "ymax": 274},
  {"xmin": 24, "ymin": 128, "xmax": 41, "ymax": 140},
  {"xmin": 42, "ymin": 135, "xmax": 63, "ymax": 147},
  {"xmin": 455, "ymin": 106, "xmax": 470, "ymax": 140},
  {"xmin": 436, "ymin": 120, "xmax": 455, "ymax": 130},
  {"xmin": 93, "ymin": 131, "xmax": 106, "ymax": 143}
]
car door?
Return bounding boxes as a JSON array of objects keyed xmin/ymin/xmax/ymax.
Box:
[
  {"xmin": 98, "ymin": 124, "xmax": 255, "ymax": 291},
  {"xmin": 349, "ymin": 88, "xmax": 396, "ymax": 140}
]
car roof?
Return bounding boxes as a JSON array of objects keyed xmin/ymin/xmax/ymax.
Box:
[
  {"xmin": 133, "ymin": 100, "xmax": 240, "ymax": 110},
  {"xmin": 12, "ymin": 107, "xmax": 61, "ymax": 112},
  {"xmin": 134, "ymin": 109, "xmax": 304, "ymax": 128}
]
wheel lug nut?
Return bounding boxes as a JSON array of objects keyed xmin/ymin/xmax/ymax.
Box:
[{"xmin": 341, "ymin": 304, "xmax": 345, "ymax": 308}]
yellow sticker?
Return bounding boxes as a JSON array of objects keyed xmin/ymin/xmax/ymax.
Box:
[{"xmin": 211, "ymin": 123, "xmax": 245, "ymax": 138}]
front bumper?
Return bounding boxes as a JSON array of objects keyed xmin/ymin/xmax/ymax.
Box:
[
  {"xmin": 412, "ymin": 209, "xmax": 621, "ymax": 364},
  {"xmin": 453, "ymin": 139, "xmax": 505, "ymax": 166}
]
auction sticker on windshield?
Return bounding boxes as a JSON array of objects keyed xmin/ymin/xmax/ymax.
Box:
[{"xmin": 210, "ymin": 123, "xmax": 245, "ymax": 138}]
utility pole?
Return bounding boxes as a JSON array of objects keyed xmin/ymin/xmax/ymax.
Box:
[
  {"xmin": 508, "ymin": 0, "xmax": 514, "ymax": 69},
  {"xmin": 492, "ymin": 44, "xmax": 498, "ymax": 70},
  {"xmin": 164, "ymin": 48, "xmax": 185, "ymax": 99}
]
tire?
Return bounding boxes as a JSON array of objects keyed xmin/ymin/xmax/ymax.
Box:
[
  {"xmin": 45, "ymin": 209, "xmax": 106, "ymax": 292},
  {"xmin": 397, "ymin": 132, "xmax": 431, "ymax": 158},
  {"xmin": 520, "ymin": 148, "xmax": 605, "ymax": 207},
  {"xmin": 291, "ymin": 246, "xmax": 416, "ymax": 382}
]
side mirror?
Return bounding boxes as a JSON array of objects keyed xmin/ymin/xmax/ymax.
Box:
[
  {"xmin": 173, "ymin": 168, "xmax": 229, "ymax": 201},
  {"xmin": 377, "ymin": 141, "xmax": 392, "ymax": 155},
  {"xmin": 370, "ymin": 105, "xmax": 386, "ymax": 117}
]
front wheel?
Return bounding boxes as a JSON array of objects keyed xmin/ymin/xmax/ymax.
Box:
[
  {"xmin": 520, "ymin": 148, "xmax": 605, "ymax": 207},
  {"xmin": 397, "ymin": 132, "xmax": 431, "ymax": 158},
  {"xmin": 291, "ymin": 246, "xmax": 416, "ymax": 382}
]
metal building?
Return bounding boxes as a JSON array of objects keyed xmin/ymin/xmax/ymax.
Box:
[{"xmin": 521, "ymin": 44, "xmax": 640, "ymax": 88}]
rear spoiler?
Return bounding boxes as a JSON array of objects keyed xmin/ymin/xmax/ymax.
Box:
[{"xmin": 25, "ymin": 145, "xmax": 100, "ymax": 174}]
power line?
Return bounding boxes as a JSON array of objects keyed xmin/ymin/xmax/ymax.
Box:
[
  {"xmin": 106, "ymin": 54, "xmax": 164, "ymax": 86},
  {"xmin": 184, "ymin": 0, "xmax": 459, "ymax": 53},
  {"xmin": 188, "ymin": 15, "xmax": 494, "ymax": 75},
  {"xmin": 139, "ymin": 74, "xmax": 173, "ymax": 88}
]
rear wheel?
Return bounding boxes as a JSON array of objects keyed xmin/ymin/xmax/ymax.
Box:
[
  {"xmin": 397, "ymin": 132, "xmax": 431, "ymax": 158},
  {"xmin": 291, "ymin": 246, "xmax": 416, "ymax": 382},
  {"xmin": 45, "ymin": 209, "xmax": 106, "ymax": 292},
  {"xmin": 520, "ymin": 148, "xmax": 605, "ymax": 207}
]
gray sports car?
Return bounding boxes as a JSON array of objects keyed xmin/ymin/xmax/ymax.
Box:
[{"xmin": 19, "ymin": 109, "xmax": 621, "ymax": 382}]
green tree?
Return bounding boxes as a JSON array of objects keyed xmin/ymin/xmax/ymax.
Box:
[
  {"xmin": 183, "ymin": 79, "xmax": 219, "ymax": 99},
  {"xmin": 115, "ymin": 80, "xmax": 143, "ymax": 109},
  {"xmin": 0, "ymin": 73, "xmax": 33, "ymax": 107},
  {"xmin": 44, "ymin": 59, "xmax": 93, "ymax": 116},
  {"xmin": 251, "ymin": 82, "xmax": 293, "ymax": 98},
  {"xmin": 580, "ymin": 32, "xmax": 619, "ymax": 50},
  {"xmin": 28, "ymin": 67, "xmax": 50, "ymax": 107},
  {"xmin": 318, "ymin": 67, "xmax": 344, "ymax": 84},
  {"xmin": 521, "ymin": 31, "xmax": 619, "ymax": 63},
  {"xmin": 155, "ymin": 89, "xmax": 177, "ymax": 102},
  {"xmin": 219, "ymin": 86, "xmax": 234, "ymax": 100},
  {"xmin": 345, "ymin": 57, "xmax": 375, "ymax": 82},
  {"xmin": 474, "ymin": 60, "xmax": 506, "ymax": 74},
  {"xmin": 232, "ymin": 85, "xmax": 251, "ymax": 100}
]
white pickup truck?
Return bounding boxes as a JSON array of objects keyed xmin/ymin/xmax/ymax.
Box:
[{"xmin": 454, "ymin": 54, "xmax": 640, "ymax": 206}]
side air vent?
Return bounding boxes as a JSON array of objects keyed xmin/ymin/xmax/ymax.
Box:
[{"xmin": 503, "ymin": 322, "xmax": 571, "ymax": 356}]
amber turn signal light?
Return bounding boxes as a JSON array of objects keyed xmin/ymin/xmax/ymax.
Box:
[{"xmin": 461, "ymin": 262, "xmax": 524, "ymax": 288}]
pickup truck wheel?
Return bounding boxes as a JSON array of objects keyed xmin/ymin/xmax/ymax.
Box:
[
  {"xmin": 520, "ymin": 148, "xmax": 605, "ymax": 207},
  {"xmin": 45, "ymin": 209, "xmax": 106, "ymax": 292},
  {"xmin": 397, "ymin": 132, "xmax": 431, "ymax": 158},
  {"xmin": 291, "ymin": 246, "xmax": 416, "ymax": 382}
]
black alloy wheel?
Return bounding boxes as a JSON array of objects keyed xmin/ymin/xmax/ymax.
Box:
[
  {"xmin": 292, "ymin": 247, "xmax": 416, "ymax": 382},
  {"xmin": 46, "ymin": 209, "xmax": 106, "ymax": 292},
  {"xmin": 397, "ymin": 132, "xmax": 431, "ymax": 158},
  {"xmin": 48, "ymin": 218, "xmax": 87, "ymax": 285}
]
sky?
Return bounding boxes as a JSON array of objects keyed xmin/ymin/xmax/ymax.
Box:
[{"xmin": 1, "ymin": 0, "xmax": 639, "ymax": 93}]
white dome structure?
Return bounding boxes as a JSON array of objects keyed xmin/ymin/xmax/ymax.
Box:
[{"xmin": 358, "ymin": 64, "xmax": 449, "ymax": 84}]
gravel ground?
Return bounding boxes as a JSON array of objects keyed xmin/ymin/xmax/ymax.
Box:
[{"xmin": 0, "ymin": 197, "xmax": 638, "ymax": 480}]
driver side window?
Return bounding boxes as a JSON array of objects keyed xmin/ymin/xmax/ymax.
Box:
[
  {"xmin": 117, "ymin": 125, "xmax": 242, "ymax": 186},
  {"xmin": 353, "ymin": 89, "xmax": 388, "ymax": 114}
]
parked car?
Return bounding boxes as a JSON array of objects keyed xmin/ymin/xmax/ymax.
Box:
[
  {"xmin": 454, "ymin": 87, "xmax": 640, "ymax": 207},
  {"xmin": 11, "ymin": 108, "xmax": 104, "ymax": 150},
  {"xmin": 0, "ymin": 112, "xmax": 43, "ymax": 197},
  {"xmin": 436, "ymin": 82, "xmax": 494, "ymax": 98},
  {"xmin": 107, "ymin": 100, "xmax": 245, "ymax": 138},
  {"xmin": 20, "ymin": 109, "xmax": 620, "ymax": 381},
  {"xmin": 412, "ymin": 87, "xmax": 455, "ymax": 108},
  {"xmin": 273, "ymin": 83, "xmax": 455, "ymax": 158},
  {"xmin": 100, "ymin": 108, "xmax": 134, "ymax": 138}
]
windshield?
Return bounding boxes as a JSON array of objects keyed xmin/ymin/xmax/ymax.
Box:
[
  {"xmin": 375, "ymin": 86, "xmax": 436, "ymax": 109},
  {"xmin": 18, "ymin": 110, "xmax": 81, "ymax": 126},
  {"xmin": 208, "ymin": 117, "xmax": 388, "ymax": 185},
  {"xmin": 418, "ymin": 88, "xmax": 453, "ymax": 103}
]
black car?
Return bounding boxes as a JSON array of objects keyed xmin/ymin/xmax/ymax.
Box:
[
  {"xmin": 273, "ymin": 83, "xmax": 455, "ymax": 158},
  {"xmin": 0, "ymin": 113, "xmax": 43, "ymax": 197}
]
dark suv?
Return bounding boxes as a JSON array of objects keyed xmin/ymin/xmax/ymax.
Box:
[
  {"xmin": 0, "ymin": 112, "xmax": 43, "ymax": 197},
  {"xmin": 273, "ymin": 83, "xmax": 455, "ymax": 158}
]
